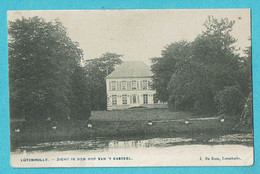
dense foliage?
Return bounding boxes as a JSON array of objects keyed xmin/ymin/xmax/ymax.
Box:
[
  {"xmin": 214, "ymin": 86, "xmax": 244, "ymax": 115},
  {"xmin": 240, "ymin": 92, "xmax": 253, "ymax": 130},
  {"xmin": 69, "ymin": 66, "xmax": 91, "ymax": 120},
  {"xmin": 9, "ymin": 17, "xmax": 91, "ymax": 122},
  {"xmin": 152, "ymin": 16, "xmax": 252, "ymax": 122},
  {"xmin": 84, "ymin": 52, "xmax": 123, "ymax": 110},
  {"xmin": 151, "ymin": 41, "xmax": 191, "ymax": 102}
]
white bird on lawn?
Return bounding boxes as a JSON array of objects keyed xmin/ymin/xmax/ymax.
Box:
[
  {"xmin": 184, "ymin": 121, "xmax": 189, "ymax": 124},
  {"xmin": 52, "ymin": 126, "xmax": 57, "ymax": 130},
  {"xmin": 220, "ymin": 119, "xmax": 225, "ymax": 122},
  {"xmin": 87, "ymin": 124, "xmax": 93, "ymax": 128},
  {"xmin": 148, "ymin": 121, "xmax": 153, "ymax": 126},
  {"xmin": 15, "ymin": 128, "xmax": 20, "ymax": 133}
]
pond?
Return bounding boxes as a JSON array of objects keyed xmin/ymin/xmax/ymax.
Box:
[
  {"xmin": 13, "ymin": 133, "xmax": 253, "ymax": 153},
  {"xmin": 11, "ymin": 133, "xmax": 254, "ymax": 167}
]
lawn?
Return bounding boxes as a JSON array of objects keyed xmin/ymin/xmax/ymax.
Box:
[
  {"xmin": 88, "ymin": 108, "xmax": 236, "ymax": 138},
  {"xmin": 11, "ymin": 108, "xmax": 244, "ymax": 150},
  {"xmin": 90, "ymin": 108, "xmax": 213, "ymax": 122}
]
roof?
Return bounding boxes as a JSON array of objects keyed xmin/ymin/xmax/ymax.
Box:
[{"xmin": 106, "ymin": 61, "xmax": 153, "ymax": 79}]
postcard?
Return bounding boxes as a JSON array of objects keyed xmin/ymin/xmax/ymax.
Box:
[{"xmin": 8, "ymin": 9, "xmax": 253, "ymax": 167}]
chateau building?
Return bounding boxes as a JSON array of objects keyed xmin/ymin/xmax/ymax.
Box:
[{"xmin": 105, "ymin": 61, "xmax": 158, "ymax": 110}]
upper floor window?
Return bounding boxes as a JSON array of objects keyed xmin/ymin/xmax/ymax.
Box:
[
  {"xmin": 117, "ymin": 81, "xmax": 122, "ymax": 90},
  {"xmin": 143, "ymin": 80, "xmax": 148, "ymax": 90},
  {"xmin": 109, "ymin": 80, "xmax": 151, "ymax": 91},
  {"xmin": 148, "ymin": 81, "xmax": 152, "ymax": 90},
  {"xmin": 132, "ymin": 81, "xmax": 137, "ymax": 90},
  {"xmin": 127, "ymin": 81, "xmax": 131, "ymax": 90},
  {"xmin": 112, "ymin": 81, "xmax": 116, "ymax": 90},
  {"xmin": 122, "ymin": 81, "xmax": 127, "ymax": 90}
]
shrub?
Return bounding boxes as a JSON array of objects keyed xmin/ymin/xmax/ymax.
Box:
[
  {"xmin": 240, "ymin": 92, "xmax": 253, "ymax": 129},
  {"xmin": 214, "ymin": 86, "xmax": 244, "ymax": 115}
]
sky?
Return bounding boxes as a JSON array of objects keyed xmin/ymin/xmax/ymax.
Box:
[{"xmin": 8, "ymin": 9, "xmax": 251, "ymax": 65}]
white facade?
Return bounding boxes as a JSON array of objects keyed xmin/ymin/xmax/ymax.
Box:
[{"xmin": 106, "ymin": 77, "xmax": 156, "ymax": 110}]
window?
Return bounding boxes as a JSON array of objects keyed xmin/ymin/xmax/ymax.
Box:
[
  {"xmin": 143, "ymin": 80, "xmax": 148, "ymax": 90},
  {"xmin": 117, "ymin": 81, "xmax": 122, "ymax": 90},
  {"xmin": 153, "ymin": 94, "xmax": 158, "ymax": 103},
  {"xmin": 112, "ymin": 81, "xmax": 116, "ymax": 90},
  {"xmin": 132, "ymin": 81, "xmax": 137, "ymax": 90},
  {"xmin": 127, "ymin": 81, "xmax": 131, "ymax": 90},
  {"xmin": 132, "ymin": 95, "xmax": 137, "ymax": 104},
  {"xmin": 112, "ymin": 95, "xmax": 117, "ymax": 105},
  {"xmin": 122, "ymin": 81, "xmax": 127, "ymax": 90},
  {"xmin": 148, "ymin": 81, "xmax": 152, "ymax": 90},
  {"xmin": 143, "ymin": 94, "xmax": 148, "ymax": 104},
  {"xmin": 122, "ymin": 95, "xmax": 127, "ymax": 105}
]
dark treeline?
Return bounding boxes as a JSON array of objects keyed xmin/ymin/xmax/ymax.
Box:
[
  {"xmin": 9, "ymin": 17, "xmax": 91, "ymax": 122},
  {"xmin": 151, "ymin": 16, "xmax": 252, "ymax": 129},
  {"xmin": 9, "ymin": 17, "xmax": 123, "ymax": 123}
]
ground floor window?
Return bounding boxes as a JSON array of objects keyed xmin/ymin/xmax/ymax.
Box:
[
  {"xmin": 133, "ymin": 95, "xmax": 137, "ymax": 103},
  {"xmin": 112, "ymin": 95, "xmax": 117, "ymax": 105},
  {"xmin": 143, "ymin": 94, "xmax": 148, "ymax": 104},
  {"xmin": 153, "ymin": 94, "xmax": 159, "ymax": 103},
  {"xmin": 122, "ymin": 95, "xmax": 127, "ymax": 105}
]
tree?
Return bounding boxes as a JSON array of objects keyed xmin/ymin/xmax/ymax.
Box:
[
  {"xmin": 214, "ymin": 86, "xmax": 244, "ymax": 115},
  {"xmin": 237, "ymin": 44, "xmax": 252, "ymax": 96},
  {"xmin": 151, "ymin": 41, "xmax": 191, "ymax": 102},
  {"xmin": 191, "ymin": 16, "xmax": 240, "ymax": 91},
  {"xmin": 240, "ymin": 92, "xmax": 253, "ymax": 131},
  {"xmin": 84, "ymin": 52, "xmax": 123, "ymax": 110},
  {"xmin": 239, "ymin": 44, "xmax": 252, "ymax": 130},
  {"xmin": 69, "ymin": 66, "xmax": 91, "ymax": 120},
  {"xmin": 166, "ymin": 16, "xmax": 245, "ymax": 113},
  {"xmin": 9, "ymin": 16, "xmax": 85, "ymax": 122}
]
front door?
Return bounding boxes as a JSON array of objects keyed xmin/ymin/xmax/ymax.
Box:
[{"xmin": 133, "ymin": 95, "xmax": 137, "ymax": 104}]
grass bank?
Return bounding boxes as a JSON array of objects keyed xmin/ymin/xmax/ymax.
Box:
[{"xmin": 91, "ymin": 108, "xmax": 204, "ymax": 121}]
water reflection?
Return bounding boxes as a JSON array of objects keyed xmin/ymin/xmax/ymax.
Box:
[
  {"xmin": 16, "ymin": 137, "xmax": 193, "ymax": 152},
  {"xmin": 108, "ymin": 137, "xmax": 193, "ymax": 149},
  {"xmin": 14, "ymin": 133, "xmax": 253, "ymax": 153}
]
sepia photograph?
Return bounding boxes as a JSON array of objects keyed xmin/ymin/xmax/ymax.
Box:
[{"xmin": 8, "ymin": 9, "xmax": 253, "ymax": 167}]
